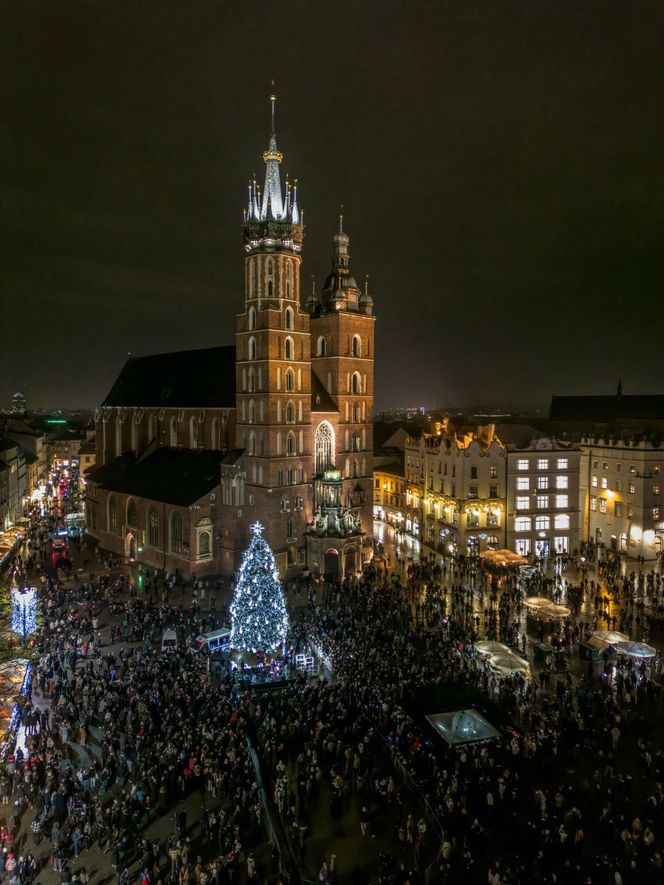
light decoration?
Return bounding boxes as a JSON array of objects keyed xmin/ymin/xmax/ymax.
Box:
[
  {"xmin": 11, "ymin": 586, "xmax": 37, "ymax": 640},
  {"xmin": 230, "ymin": 522, "xmax": 289, "ymax": 654}
]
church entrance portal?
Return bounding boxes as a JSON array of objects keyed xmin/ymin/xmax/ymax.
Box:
[
  {"xmin": 124, "ymin": 532, "xmax": 137, "ymax": 560},
  {"xmin": 324, "ymin": 548, "xmax": 340, "ymax": 581}
]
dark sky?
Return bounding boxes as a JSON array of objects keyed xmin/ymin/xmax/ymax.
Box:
[{"xmin": 3, "ymin": 1, "xmax": 664, "ymax": 411}]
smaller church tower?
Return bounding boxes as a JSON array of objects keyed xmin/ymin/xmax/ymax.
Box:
[
  {"xmin": 234, "ymin": 96, "xmax": 312, "ymax": 577},
  {"xmin": 309, "ymin": 216, "xmax": 375, "ymax": 573}
]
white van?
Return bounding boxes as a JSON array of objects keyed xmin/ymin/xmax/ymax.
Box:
[
  {"xmin": 191, "ymin": 628, "xmax": 231, "ymax": 655},
  {"xmin": 161, "ymin": 629, "xmax": 178, "ymax": 653}
]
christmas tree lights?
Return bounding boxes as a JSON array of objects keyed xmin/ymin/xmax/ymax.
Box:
[
  {"xmin": 230, "ymin": 522, "xmax": 289, "ymax": 654},
  {"xmin": 11, "ymin": 586, "xmax": 37, "ymax": 640}
]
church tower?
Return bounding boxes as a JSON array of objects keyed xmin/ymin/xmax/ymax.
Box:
[
  {"xmin": 309, "ymin": 216, "xmax": 376, "ymax": 554},
  {"xmin": 235, "ymin": 96, "xmax": 312, "ymax": 577}
]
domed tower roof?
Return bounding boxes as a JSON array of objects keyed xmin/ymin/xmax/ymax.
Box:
[{"xmin": 319, "ymin": 213, "xmax": 363, "ymax": 313}]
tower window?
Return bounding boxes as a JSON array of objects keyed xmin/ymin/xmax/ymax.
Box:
[
  {"xmin": 285, "ymin": 307, "xmax": 294, "ymax": 330},
  {"xmin": 352, "ymin": 335, "xmax": 362, "ymax": 358},
  {"xmin": 317, "ymin": 336, "xmax": 327, "ymax": 357},
  {"xmin": 315, "ymin": 421, "xmax": 334, "ymax": 473},
  {"xmin": 285, "ymin": 337, "xmax": 294, "ymax": 360},
  {"xmin": 286, "ymin": 400, "xmax": 296, "ymax": 423},
  {"xmin": 287, "ymin": 431, "xmax": 296, "ymax": 455},
  {"xmin": 248, "ymin": 307, "xmax": 256, "ymax": 331},
  {"xmin": 351, "ymin": 372, "xmax": 362, "ymax": 394},
  {"xmin": 286, "ymin": 368, "xmax": 295, "ymax": 392},
  {"xmin": 248, "ymin": 336, "xmax": 256, "ymax": 360},
  {"xmin": 248, "ymin": 368, "xmax": 256, "ymax": 392}
]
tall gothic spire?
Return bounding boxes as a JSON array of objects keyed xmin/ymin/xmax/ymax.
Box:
[{"xmin": 244, "ymin": 94, "xmax": 301, "ymax": 226}]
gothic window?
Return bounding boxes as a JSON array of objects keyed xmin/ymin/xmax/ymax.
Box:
[
  {"xmin": 287, "ymin": 431, "xmax": 296, "ymax": 455},
  {"xmin": 351, "ymin": 372, "xmax": 361, "ymax": 394},
  {"xmin": 211, "ymin": 418, "xmax": 220, "ymax": 450},
  {"xmin": 108, "ymin": 495, "xmax": 118, "ymax": 534},
  {"xmin": 126, "ymin": 498, "xmax": 137, "ymax": 527},
  {"xmin": 248, "ymin": 336, "xmax": 257, "ymax": 360},
  {"xmin": 248, "ymin": 368, "xmax": 256, "ymax": 392},
  {"xmin": 248, "ymin": 306, "xmax": 256, "ymax": 330},
  {"xmin": 315, "ymin": 422, "xmax": 335, "ymax": 473},
  {"xmin": 352, "ymin": 334, "xmax": 362, "ymax": 357},
  {"xmin": 285, "ymin": 337, "xmax": 294, "ymax": 360},
  {"xmin": 266, "ymin": 257, "xmax": 274, "ymax": 298},
  {"xmin": 148, "ymin": 508, "xmax": 159, "ymax": 547},
  {"xmin": 170, "ymin": 512, "xmax": 183, "ymax": 554},
  {"xmin": 198, "ymin": 531, "xmax": 211, "ymax": 558},
  {"xmin": 248, "ymin": 400, "xmax": 256, "ymax": 424},
  {"xmin": 248, "ymin": 431, "xmax": 256, "ymax": 456},
  {"xmin": 317, "ymin": 336, "xmax": 327, "ymax": 357},
  {"xmin": 189, "ymin": 417, "xmax": 197, "ymax": 448},
  {"xmin": 286, "ymin": 368, "xmax": 295, "ymax": 392},
  {"xmin": 285, "ymin": 306, "xmax": 294, "ymax": 330},
  {"xmin": 286, "ymin": 400, "xmax": 296, "ymax": 423}
]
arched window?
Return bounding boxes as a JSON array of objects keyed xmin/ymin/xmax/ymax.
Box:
[
  {"xmin": 248, "ymin": 336, "xmax": 256, "ymax": 360},
  {"xmin": 351, "ymin": 372, "xmax": 362, "ymax": 394},
  {"xmin": 317, "ymin": 336, "xmax": 327, "ymax": 357},
  {"xmin": 198, "ymin": 531, "xmax": 211, "ymax": 558},
  {"xmin": 285, "ymin": 307, "xmax": 294, "ymax": 330},
  {"xmin": 285, "ymin": 336, "xmax": 294, "ymax": 360},
  {"xmin": 170, "ymin": 416, "xmax": 177, "ymax": 447},
  {"xmin": 189, "ymin": 416, "xmax": 197, "ymax": 448},
  {"xmin": 286, "ymin": 263, "xmax": 294, "ymax": 300},
  {"xmin": 248, "ymin": 368, "xmax": 255, "ymax": 392},
  {"xmin": 315, "ymin": 422, "xmax": 335, "ymax": 473},
  {"xmin": 248, "ymin": 400, "xmax": 256, "ymax": 424},
  {"xmin": 170, "ymin": 512, "xmax": 183, "ymax": 554},
  {"xmin": 211, "ymin": 418, "xmax": 220, "ymax": 450},
  {"xmin": 285, "ymin": 368, "xmax": 295, "ymax": 392},
  {"xmin": 286, "ymin": 400, "xmax": 296, "ymax": 423},
  {"xmin": 266, "ymin": 257, "xmax": 274, "ymax": 298},
  {"xmin": 287, "ymin": 431, "xmax": 296, "ymax": 455},
  {"xmin": 147, "ymin": 508, "xmax": 159, "ymax": 547},
  {"xmin": 514, "ymin": 517, "xmax": 531, "ymax": 532},
  {"xmin": 352, "ymin": 334, "xmax": 362, "ymax": 357},
  {"xmin": 108, "ymin": 495, "xmax": 118, "ymax": 534},
  {"xmin": 248, "ymin": 306, "xmax": 256, "ymax": 331},
  {"xmin": 126, "ymin": 498, "xmax": 137, "ymax": 527}
]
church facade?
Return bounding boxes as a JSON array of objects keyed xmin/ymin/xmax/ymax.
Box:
[{"xmin": 85, "ymin": 100, "xmax": 375, "ymax": 581}]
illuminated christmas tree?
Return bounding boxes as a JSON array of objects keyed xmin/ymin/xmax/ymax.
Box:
[{"xmin": 230, "ymin": 522, "xmax": 289, "ymax": 654}]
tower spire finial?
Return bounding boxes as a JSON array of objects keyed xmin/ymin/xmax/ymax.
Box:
[
  {"xmin": 270, "ymin": 83, "xmax": 276, "ymax": 134},
  {"xmin": 339, "ymin": 204, "xmax": 344, "ymax": 233}
]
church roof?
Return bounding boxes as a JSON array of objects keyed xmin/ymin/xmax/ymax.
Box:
[
  {"xmin": 102, "ymin": 346, "xmax": 236, "ymax": 409},
  {"xmin": 89, "ymin": 447, "xmax": 224, "ymax": 506},
  {"xmin": 311, "ymin": 370, "xmax": 338, "ymax": 413},
  {"xmin": 549, "ymin": 395, "xmax": 664, "ymax": 424}
]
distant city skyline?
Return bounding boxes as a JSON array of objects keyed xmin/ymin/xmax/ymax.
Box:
[{"xmin": 4, "ymin": 2, "xmax": 663, "ymax": 409}]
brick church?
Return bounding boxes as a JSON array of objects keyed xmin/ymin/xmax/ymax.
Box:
[{"xmin": 85, "ymin": 98, "xmax": 375, "ymax": 581}]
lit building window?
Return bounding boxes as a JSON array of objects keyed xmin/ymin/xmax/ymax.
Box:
[
  {"xmin": 515, "ymin": 516, "xmax": 531, "ymax": 531},
  {"xmin": 555, "ymin": 494, "xmax": 568, "ymax": 509},
  {"xmin": 536, "ymin": 495, "xmax": 548, "ymax": 509},
  {"xmin": 653, "ymin": 485, "xmax": 661, "ymax": 496},
  {"xmin": 517, "ymin": 459, "xmax": 528, "ymax": 471},
  {"xmin": 535, "ymin": 516, "xmax": 550, "ymax": 530},
  {"xmin": 653, "ymin": 507, "xmax": 661, "ymax": 521},
  {"xmin": 599, "ymin": 499, "xmax": 607, "ymax": 514},
  {"xmin": 601, "ymin": 477, "xmax": 608, "ymax": 489},
  {"xmin": 630, "ymin": 465, "xmax": 636, "ymax": 474},
  {"xmin": 537, "ymin": 476, "xmax": 548, "ymax": 490},
  {"xmin": 556, "ymin": 475, "xmax": 568, "ymax": 490},
  {"xmin": 590, "ymin": 496, "xmax": 597, "ymax": 511},
  {"xmin": 537, "ymin": 459, "xmax": 549, "ymax": 470},
  {"xmin": 629, "ymin": 483, "xmax": 636, "ymax": 495},
  {"xmin": 591, "ymin": 476, "xmax": 598, "ymax": 488},
  {"xmin": 516, "ymin": 477, "xmax": 530, "ymax": 490},
  {"xmin": 614, "ymin": 502, "xmax": 623, "ymax": 518},
  {"xmin": 554, "ymin": 514, "xmax": 569, "ymax": 529},
  {"xmin": 516, "ymin": 497, "xmax": 529, "ymax": 511},
  {"xmin": 557, "ymin": 458, "xmax": 568, "ymax": 470},
  {"xmin": 490, "ymin": 466, "xmax": 497, "ymax": 479}
]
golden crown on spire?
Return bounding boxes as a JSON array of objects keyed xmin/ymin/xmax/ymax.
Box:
[{"xmin": 263, "ymin": 148, "xmax": 283, "ymax": 163}]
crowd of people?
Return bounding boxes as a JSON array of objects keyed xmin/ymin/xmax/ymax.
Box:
[{"xmin": 1, "ymin": 487, "xmax": 664, "ymax": 885}]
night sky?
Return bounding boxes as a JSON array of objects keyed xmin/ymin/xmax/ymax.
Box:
[{"xmin": 3, "ymin": 1, "xmax": 664, "ymax": 411}]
